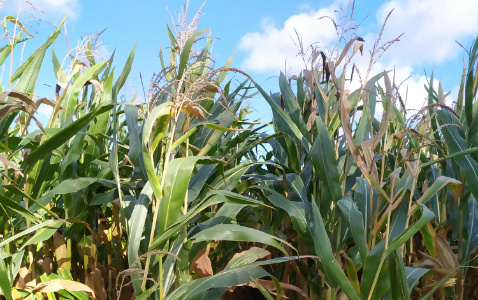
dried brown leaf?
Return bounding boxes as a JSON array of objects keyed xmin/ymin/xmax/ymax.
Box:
[
  {"xmin": 15, "ymin": 267, "xmax": 35, "ymax": 289},
  {"xmin": 86, "ymin": 80, "xmax": 103, "ymax": 93},
  {"xmin": 311, "ymin": 49, "xmax": 320, "ymax": 65},
  {"xmin": 199, "ymin": 83, "xmax": 219, "ymax": 93},
  {"xmin": 372, "ymin": 71, "xmax": 392, "ymax": 149},
  {"xmin": 336, "ymin": 37, "xmax": 364, "ymax": 67},
  {"xmin": 353, "ymin": 43, "xmax": 364, "ymax": 56},
  {"xmin": 360, "ymin": 140, "xmax": 379, "ymax": 182},
  {"xmin": 183, "ymin": 102, "xmax": 206, "ymax": 121},
  {"xmin": 435, "ymin": 235, "xmax": 459, "ymax": 270},
  {"xmin": 255, "ymin": 279, "xmax": 309, "ymax": 299},
  {"xmin": 0, "ymin": 91, "xmax": 37, "ymax": 109},
  {"xmin": 191, "ymin": 248, "xmax": 213, "ymax": 278},
  {"xmin": 0, "ymin": 105, "xmax": 25, "ymax": 120},
  {"xmin": 306, "ymin": 98, "xmax": 318, "ymax": 131},
  {"xmin": 0, "ymin": 153, "xmax": 23, "ymax": 177}
]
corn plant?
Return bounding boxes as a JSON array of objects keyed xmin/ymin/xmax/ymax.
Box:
[
  {"xmin": 2, "ymin": 2, "xmax": 478, "ymax": 300},
  {"xmin": 248, "ymin": 8, "xmax": 478, "ymax": 300},
  {"xmin": 0, "ymin": 4, "xmax": 304, "ymax": 300}
]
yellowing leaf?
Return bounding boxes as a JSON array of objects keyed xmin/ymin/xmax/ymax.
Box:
[
  {"xmin": 31, "ymin": 279, "xmax": 95, "ymax": 298},
  {"xmin": 2, "ymin": 16, "xmax": 33, "ymax": 37},
  {"xmin": 53, "ymin": 232, "xmax": 68, "ymax": 270}
]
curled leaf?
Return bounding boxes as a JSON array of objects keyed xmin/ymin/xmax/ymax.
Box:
[{"xmin": 31, "ymin": 279, "xmax": 95, "ymax": 298}]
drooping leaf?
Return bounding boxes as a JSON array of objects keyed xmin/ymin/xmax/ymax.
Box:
[
  {"xmin": 389, "ymin": 250, "xmax": 410, "ymax": 300},
  {"xmin": 29, "ymin": 178, "xmax": 98, "ymax": 212},
  {"xmin": 20, "ymin": 220, "xmax": 64, "ymax": 250},
  {"xmin": 337, "ymin": 196, "xmax": 368, "ymax": 261},
  {"xmin": 190, "ymin": 224, "xmax": 292, "ymax": 255},
  {"xmin": 405, "ymin": 267, "xmax": 430, "ymax": 293},
  {"xmin": 30, "ymin": 279, "xmax": 95, "ymax": 298},
  {"xmin": 22, "ymin": 105, "xmax": 113, "ymax": 173},
  {"xmin": 165, "ymin": 257, "xmax": 300, "ymax": 300},
  {"xmin": 156, "ymin": 156, "xmax": 217, "ymax": 235},
  {"xmin": 310, "ymin": 116, "xmax": 342, "ymax": 212},
  {"xmin": 310, "ymin": 202, "xmax": 360, "ymax": 300}
]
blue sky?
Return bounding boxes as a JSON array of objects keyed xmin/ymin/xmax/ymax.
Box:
[{"xmin": 2, "ymin": 0, "xmax": 478, "ymax": 122}]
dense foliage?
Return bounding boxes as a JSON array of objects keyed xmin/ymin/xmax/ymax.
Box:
[{"xmin": 1, "ymin": 3, "xmax": 478, "ymax": 300}]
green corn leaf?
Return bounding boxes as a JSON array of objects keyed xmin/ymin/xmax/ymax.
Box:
[
  {"xmin": 187, "ymin": 164, "xmax": 216, "ymax": 203},
  {"xmin": 29, "ymin": 177, "xmax": 98, "ymax": 212},
  {"xmin": 150, "ymin": 191, "xmax": 265, "ymax": 249},
  {"xmin": 10, "ymin": 16, "xmax": 66, "ymax": 87},
  {"xmin": 166, "ymin": 265, "xmax": 269, "ymax": 300},
  {"xmin": 310, "ymin": 202, "xmax": 360, "ymax": 300},
  {"xmin": 125, "ymin": 104, "xmax": 145, "ymax": 178},
  {"xmin": 141, "ymin": 102, "xmax": 172, "ymax": 200},
  {"xmin": 0, "ymin": 34, "xmax": 30, "ymax": 67},
  {"xmin": 462, "ymin": 193, "xmax": 478, "ymax": 260},
  {"xmin": 279, "ymin": 72, "xmax": 311, "ymax": 140},
  {"xmin": 310, "ymin": 116, "xmax": 342, "ymax": 209},
  {"xmin": 360, "ymin": 241, "xmax": 387, "ymax": 300},
  {"xmin": 12, "ymin": 42, "xmax": 48, "ymax": 96},
  {"xmin": 59, "ymin": 127, "xmax": 86, "ymax": 177},
  {"xmin": 404, "ymin": 267, "xmax": 429, "ymax": 292},
  {"xmin": 190, "ymin": 224, "xmax": 293, "ymax": 255},
  {"xmin": 156, "ymin": 156, "xmax": 217, "ymax": 235},
  {"xmin": 255, "ymin": 83, "xmax": 311, "ymax": 153},
  {"xmin": 284, "ymin": 173, "xmax": 308, "ymax": 203},
  {"xmin": 20, "ymin": 220, "xmax": 64, "ymax": 250},
  {"xmin": 354, "ymin": 177, "xmax": 377, "ymax": 234},
  {"xmin": 0, "ymin": 195, "xmax": 40, "ymax": 224},
  {"xmin": 389, "ymin": 250, "xmax": 410, "ymax": 300},
  {"xmin": 337, "ymin": 196, "xmax": 368, "ymax": 262},
  {"xmin": 22, "ymin": 104, "xmax": 113, "ymax": 173},
  {"xmin": 127, "ymin": 182, "xmax": 153, "ymax": 296},
  {"xmin": 410, "ymin": 176, "xmax": 461, "ymax": 215},
  {"xmin": 0, "ymin": 259, "xmax": 13, "ymax": 300},
  {"xmin": 436, "ymin": 109, "xmax": 478, "ymax": 200},
  {"xmin": 177, "ymin": 30, "xmax": 209, "ymax": 79},
  {"xmin": 210, "ymin": 161, "xmax": 250, "ymax": 191},
  {"xmin": 166, "ymin": 24, "xmax": 178, "ymax": 51},
  {"xmin": 215, "ymin": 52, "xmax": 234, "ymax": 85},
  {"xmin": 114, "ymin": 44, "xmax": 136, "ymax": 97},
  {"xmin": 386, "ymin": 203, "xmax": 434, "ymax": 256},
  {"xmin": 0, "ymin": 220, "xmax": 57, "ymax": 248},
  {"xmin": 62, "ymin": 60, "xmax": 108, "ymax": 117},
  {"xmin": 165, "ymin": 256, "xmax": 300, "ymax": 300},
  {"xmin": 52, "ymin": 48, "xmax": 67, "ymax": 84},
  {"xmin": 260, "ymin": 187, "xmax": 314, "ymax": 249},
  {"xmin": 464, "ymin": 37, "xmax": 478, "ymax": 129}
]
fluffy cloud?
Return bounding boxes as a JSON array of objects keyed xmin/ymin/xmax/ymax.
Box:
[
  {"xmin": 239, "ymin": 0, "xmax": 478, "ymax": 73},
  {"xmin": 3, "ymin": 0, "xmax": 81, "ymax": 20},
  {"xmin": 36, "ymin": 102, "xmax": 53, "ymax": 120},
  {"xmin": 238, "ymin": 0, "xmax": 470, "ymax": 113},
  {"xmin": 377, "ymin": 0, "xmax": 478, "ymax": 66},
  {"xmin": 238, "ymin": 5, "xmax": 338, "ymax": 74}
]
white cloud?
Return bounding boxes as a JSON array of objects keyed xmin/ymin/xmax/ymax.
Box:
[
  {"xmin": 238, "ymin": 5, "xmax": 338, "ymax": 74},
  {"xmin": 239, "ymin": 0, "xmax": 470, "ymax": 114},
  {"xmin": 239, "ymin": 0, "xmax": 478, "ymax": 73},
  {"xmin": 376, "ymin": 0, "xmax": 478, "ymax": 66},
  {"xmin": 3, "ymin": 0, "xmax": 81, "ymax": 20},
  {"xmin": 36, "ymin": 102, "xmax": 53, "ymax": 121}
]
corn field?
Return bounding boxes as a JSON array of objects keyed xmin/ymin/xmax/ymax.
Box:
[{"xmin": 1, "ymin": 2, "xmax": 478, "ymax": 300}]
